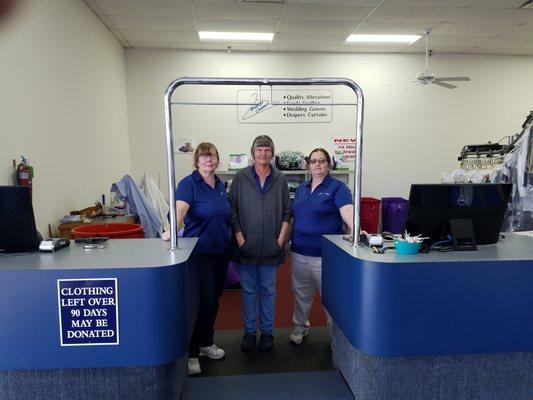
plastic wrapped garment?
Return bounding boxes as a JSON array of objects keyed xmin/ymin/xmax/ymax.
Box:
[
  {"xmin": 441, "ymin": 168, "xmax": 501, "ymax": 184},
  {"xmin": 111, "ymin": 175, "xmax": 162, "ymax": 238},
  {"xmin": 502, "ymin": 123, "xmax": 533, "ymax": 232},
  {"xmin": 139, "ymin": 173, "xmax": 170, "ymax": 234}
]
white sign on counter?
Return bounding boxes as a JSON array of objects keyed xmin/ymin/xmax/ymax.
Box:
[{"xmin": 237, "ymin": 89, "xmax": 332, "ymax": 124}]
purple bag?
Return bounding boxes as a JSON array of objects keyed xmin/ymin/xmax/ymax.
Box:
[
  {"xmin": 381, "ymin": 197, "xmax": 408, "ymax": 234},
  {"xmin": 224, "ymin": 261, "xmax": 240, "ymax": 289}
]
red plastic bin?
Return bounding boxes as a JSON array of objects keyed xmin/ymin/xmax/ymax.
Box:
[
  {"xmin": 360, "ymin": 197, "xmax": 381, "ymax": 234},
  {"xmin": 71, "ymin": 223, "xmax": 144, "ymax": 239}
]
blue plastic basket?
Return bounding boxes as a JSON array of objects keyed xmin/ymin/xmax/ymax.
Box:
[{"xmin": 393, "ymin": 239, "xmax": 422, "ymax": 255}]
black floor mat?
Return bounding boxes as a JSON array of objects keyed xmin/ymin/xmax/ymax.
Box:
[{"xmin": 194, "ymin": 327, "xmax": 333, "ymax": 377}]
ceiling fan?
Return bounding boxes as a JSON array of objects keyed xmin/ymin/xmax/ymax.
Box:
[{"xmin": 414, "ymin": 28, "xmax": 471, "ymax": 89}]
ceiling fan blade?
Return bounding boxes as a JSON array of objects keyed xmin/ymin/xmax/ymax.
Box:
[
  {"xmin": 432, "ymin": 80, "xmax": 457, "ymax": 89},
  {"xmin": 400, "ymin": 82, "xmax": 419, "ymax": 92},
  {"xmin": 383, "ymin": 81, "xmax": 418, "ymax": 87},
  {"xmin": 437, "ymin": 76, "xmax": 470, "ymax": 81}
]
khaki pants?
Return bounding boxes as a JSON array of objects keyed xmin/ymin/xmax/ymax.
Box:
[{"xmin": 291, "ymin": 251, "xmax": 331, "ymax": 331}]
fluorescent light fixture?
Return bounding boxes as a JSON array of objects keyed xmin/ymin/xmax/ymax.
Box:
[
  {"xmin": 345, "ymin": 34, "xmax": 421, "ymax": 44},
  {"xmin": 199, "ymin": 31, "xmax": 274, "ymax": 42}
]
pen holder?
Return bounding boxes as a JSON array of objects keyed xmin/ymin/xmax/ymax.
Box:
[{"xmin": 393, "ymin": 239, "xmax": 422, "ymax": 255}]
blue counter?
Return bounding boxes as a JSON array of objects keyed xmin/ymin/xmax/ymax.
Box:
[
  {"xmin": 323, "ymin": 234, "xmax": 533, "ymax": 400},
  {"xmin": 0, "ymin": 238, "xmax": 198, "ymax": 400}
]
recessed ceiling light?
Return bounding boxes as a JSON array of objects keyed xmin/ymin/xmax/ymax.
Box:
[
  {"xmin": 198, "ymin": 31, "xmax": 274, "ymax": 42},
  {"xmin": 345, "ymin": 34, "xmax": 421, "ymax": 44}
]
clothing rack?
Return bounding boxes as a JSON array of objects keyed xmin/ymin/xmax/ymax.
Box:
[{"xmin": 457, "ymin": 111, "xmax": 533, "ymax": 162}]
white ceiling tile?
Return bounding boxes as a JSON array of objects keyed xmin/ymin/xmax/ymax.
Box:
[
  {"xmin": 193, "ymin": 2, "xmax": 283, "ymax": 19},
  {"xmin": 195, "ymin": 18, "xmax": 278, "ymax": 32},
  {"xmin": 381, "ymin": 0, "xmax": 470, "ymax": 6},
  {"xmin": 468, "ymin": 46, "xmax": 533, "ymax": 55},
  {"xmin": 337, "ymin": 43, "xmax": 410, "ymax": 52},
  {"xmin": 502, "ymin": 22, "xmax": 533, "ymax": 35},
  {"xmin": 354, "ymin": 21, "xmax": 441, "ymax": 35},
  {"xmin": 431, "ymin": 22, "xmax": 516, "ymax": 36},
  {"xmin": 449, "ymin": 8, "xmax": 530, "ymax": 24},
  {"xmin": 223, "ymin": 44, "xmax": 273, "ymax": 51},
  {"xmin": 408, "ymin": 34, "xmax": 492, "ymax": 47},
  {"xmin": 97, "ymin": 14, "xmax": 118, "ymax": 29},
  {"xmin": 467, "ymin": 0, "xmax": 526, "ymax": 8},
  {"xmin": 283, "ymin": 4, "xmax": 375, "ymax": 20},
  {"xmin": 482, "ymin": 34, "xmax": 533, "ymax": 47},
  {"xmin": 120, "ymin": 29, "xmax": 199, "ymax": 42},
  {"xmin": 273, "ymin": 32, "xmax": 349, "ymax": 45},
  {"xmin": 109, "ymin": 16, "xmax": 196, "ymax": 30},
  {"xmin": 94, "ymin": 0, "xmax": 193, "ymax": 17},
  {"xmin": 402, "ymin": 45, "xmax": 473, "ymax": 53},
  {"xmin": 109, "ymin": 29, "xmax": 130, "ymax": 46},
  {"xmin": 367, "ymin": 6, "xmax": 464, "ymax": 22},
  {"xmin": 271, "ymin": 44, "xmax": 339, "ymax": 52},
  {"xmin": 277, "ymin": 19, "xmax": 359, "ymax": 34},
  {"xmin": 285, "ymin": 0, "xmax": 382, "ymax": 5},
  {"xmin": 83, "ymin": 0, "xmax": 105, "ymax": 15},
  {"xmin": 83, "ymin": 0, "xmax": 533, "ymax": 55},
  {"xmin": 128, "ymin": 41, "xmax": 199, "ymax": 49}
]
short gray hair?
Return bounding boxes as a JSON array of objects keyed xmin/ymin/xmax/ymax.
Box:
[{"xmin": 251, "ymin": 135, "xmax": 275, "ymax": 156}]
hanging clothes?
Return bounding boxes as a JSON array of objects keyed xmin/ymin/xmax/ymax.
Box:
[
  {"xmin": 111, "ymin": 175, "xmax": 162, "ymax": 238},
  {"xmin": 139, "ymin": 173, "xmax": 170, "ymax": 233},
  {"xmin": 502, "ymin": 123, "xmax": 533, "ymax": 231}
]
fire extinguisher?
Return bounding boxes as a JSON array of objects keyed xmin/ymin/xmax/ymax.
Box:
[{"xmin": 14, "ymin": 156, "xmax": 34, "ymax": 200}]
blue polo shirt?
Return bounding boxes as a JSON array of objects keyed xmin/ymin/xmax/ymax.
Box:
[
  {"xmin": 175, "ymin": 170, "xmax": 231, "ymax": 254},
  {"xmin": 250, "ymin": 165, "xmax": 272, "ymax": 194},
  {"xmin": 291, "ymin": 175, "xmax": 352, "ymax": 257}
]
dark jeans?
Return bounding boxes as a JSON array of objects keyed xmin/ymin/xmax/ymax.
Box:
[{"xmin": 188, "ymin": 251, "xmax": 229, "ymax": 357}]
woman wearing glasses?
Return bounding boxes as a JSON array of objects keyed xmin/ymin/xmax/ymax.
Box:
[
  {"xmin": 164, "ymin": 142, "xmax": 231, "ymax": 375},
  {"xmin": 288, "ymin": 148, "xmax": 354, "ymax": 345}
]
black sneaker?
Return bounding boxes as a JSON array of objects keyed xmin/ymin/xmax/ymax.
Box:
[
  {"xmin": 258, "ymin": 333, "xmax": 274, "ymax": 353},
  {"xmin": 241, "ymin": 333, "xmax": 256, "ymax": 353}
]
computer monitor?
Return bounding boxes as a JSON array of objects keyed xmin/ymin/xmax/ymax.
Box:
[
  {"xmin": 406, "ymin": 183, "xmax": 512, "ymax": 247},
  {"xmin": 0, "ymin": 186, "xmax": 40, "ymax": 253}
]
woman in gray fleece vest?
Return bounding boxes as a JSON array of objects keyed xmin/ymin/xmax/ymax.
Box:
[{"xmin": 230, "ymin": 135, "xmax": 291, "ymax": 353}]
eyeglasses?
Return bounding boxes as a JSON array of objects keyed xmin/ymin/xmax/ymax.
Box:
[
  {"xmin": 309, "ymin": 159, "xmax": 328, "ymax": 165},
  {"xmin": 198, "ymin": 153, "xmax": 217, "ymax": 160}
]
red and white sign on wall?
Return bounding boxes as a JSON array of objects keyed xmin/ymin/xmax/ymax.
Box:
[{"xmin": 332, "ymin": 137, "xmax": 356, "ymax": 161}]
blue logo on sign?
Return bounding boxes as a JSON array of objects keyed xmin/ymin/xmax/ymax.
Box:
[{"xmin": 58, "ymin": 278, "xmax": 119, "ymax": 346}]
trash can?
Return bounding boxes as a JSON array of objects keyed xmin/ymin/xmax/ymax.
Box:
[
  {"xmin": 381, "ymin": 197, "xmax": 409, "ymax": 234},
  {"xmin": 71, "ymin": 223, "xmax": 144, "ymax": 239},
  {"xmin": 360, "ymin": 197, "xmax": 381, "ymax": 234}
]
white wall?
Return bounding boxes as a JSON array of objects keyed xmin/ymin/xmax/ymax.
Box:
[
  {"xmin": 0, "ymin": 0, "xmax": 130, "ymax": 236},
  {"xmin": 125, "ymin": 48, "xmax": 533, "ymax": 199}
]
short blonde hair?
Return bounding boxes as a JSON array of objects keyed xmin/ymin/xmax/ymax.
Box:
[{"xmin": 193, "ymin": 142, "xmax": 219, "ymax": 169}]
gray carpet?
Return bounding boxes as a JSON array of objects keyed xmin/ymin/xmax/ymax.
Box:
[
  {"xmin": 182, "ymin": 370, "xmax": 353, "ymax": 400},
  {"xmin": 194, "ymin": 327, "xmax": 333, "ymax": 377}
]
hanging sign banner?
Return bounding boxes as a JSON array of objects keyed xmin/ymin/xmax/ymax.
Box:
[
  {"xmin": 332, "ymin": 137, "xmax": 356, "ymax": 162},
  {"xmin": 237, "ymin": 89, "xmax": 332, "ymax": 124},
  {"xmin": 57, "ymin": 278, "xmax": 119, "ymax": 346}
]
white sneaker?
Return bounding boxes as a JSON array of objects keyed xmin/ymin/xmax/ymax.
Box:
[
  {"xmin": 188, "ymin": 358, "xmax": 201, "ymax": 375},
  {"xmin": 289, "ymin": 327, "xmax": 309, "ymax": 344},
  {"xmin": 199, "ymin": 344, "xmax": 225, "ymax": 359}
]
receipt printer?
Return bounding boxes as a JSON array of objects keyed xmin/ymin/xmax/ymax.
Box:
[
  {"xmin": 361, "ymin": 233, "xmax": 383, "ymax": 247},
  {"xmin": 40, "ymin": 238, "xmax": 70, "ymax": 252}
]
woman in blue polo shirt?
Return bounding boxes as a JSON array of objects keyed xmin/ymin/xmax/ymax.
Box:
[
  {"xmin": 164, "ymin": 142, "xmax": 231, "ymax": 375},
  {"xmin": 289, "ymin": 148, "xmax": 354, "ymax": 345}
]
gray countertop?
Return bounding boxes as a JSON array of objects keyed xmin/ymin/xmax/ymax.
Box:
[
  {"xmin": 325, "ymin": 233, "xmax": 533, "ymax": 263},
  {"xmin": 0, "ymin": 238, "xmax": 197, "ymax": 270}
]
